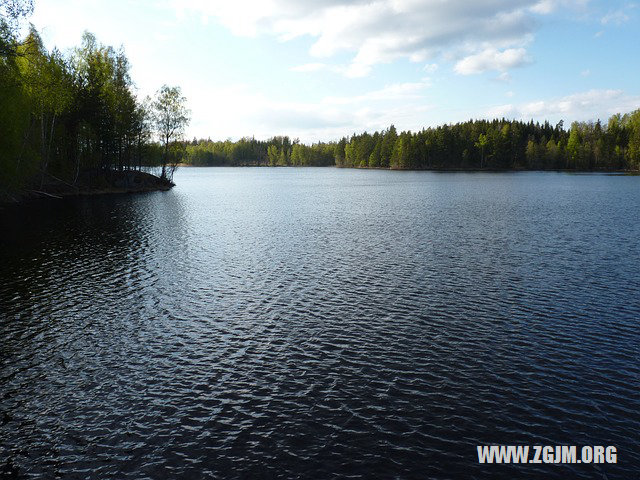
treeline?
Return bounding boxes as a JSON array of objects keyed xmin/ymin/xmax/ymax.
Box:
[
  {"xmin": 184, "ymin": 113, "xmax": 640, "ymax": 171},
  {"xmin": 184, "ymin": 136, "xmax": 335, "ymax": 167},
  {"xmin": 0, "ymin": 1, "xmax": 188, "ymax": 195},
  {"xmin": 339, "ymin": 115, "xmax": 640, "ymax": 170}
]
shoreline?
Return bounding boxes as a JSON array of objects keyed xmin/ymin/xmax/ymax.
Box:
[
  {"xmin": 176, "ymin": 164, "xmax": 639, "ymax": 174},
  {"xmin": 1, "ymin": 170, "xmax": 173, "ymax": 206}
]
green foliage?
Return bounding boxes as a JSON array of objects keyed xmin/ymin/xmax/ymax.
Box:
[
  {"xmin": 152, "ymin": 84, "xmax": 190, "ymax": 180},
  {"xmin": 0, "ymin": 21, "xmax": 187, "ymax": 194},
  {"xmin": 0, "ymin": 0, "xmax": 33, "ymax": 56},
  {"xmin": 183, "ymin": 136, "xmax": 335, "ymax": 167},
  {"xmin": 391, "ymin": 132, "xmax": 415, "ymax": 169},
  {"xmin": 0, "ymin": 0, "xmax": 33, "ymax": 23},
  {"xmin": 333, "ymin": 138, "xmax": 347, "ymax": 166},
  {"xmin": 545, "ymin": 139, "xmax": 560, "ymax": 169},
  {"xmin": 267, "ymin": 144, "xmax": 279, "ymax": 166},
  {"xmin": 179, "ymin": 113, "xmax": 640, "ymax": 173},
  {"xmin": 3, "ymin": 10, "xmax": 638, "ymax": 191},
  {"xmin": 368, "ymin": 139, "xmax": 381, "ymax": 168},
  {"xmin": 328, "ymin": 116, "xmax": 640, "ymax": 171},
  {"xmin": 380, "ymin": 125, "xmax": 397, "ymax": 168},
  {"xmin": 4, "ymin": 35, "xmax": 638, "ymax": 189},
  {"xmin": 475, "ymin": 133, "xmax": 488, "ymax": 168},
  {"xmin": 623, "ymin": 110, "xmax": 640, "ymax": 169},
  {"xmin": 0, "ymin": 49, "xmax": 30, "ymax": 189}
]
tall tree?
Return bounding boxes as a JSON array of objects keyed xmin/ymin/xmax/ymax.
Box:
[
  {"xmin": 475, "ymin": 133, "xmax": 488, "ymax": 168},
  {"xmin": 625, "ymin": 110, "xmax": 640, "ymax": 169},
  {"xmin": 16, "ymin": 28, "xmax": 72, "ymax": 185},
  {"xmin": 0, "ymin": 0, "xmax": 33, "ymax": 56},
  {"xmin": 152, "ymin": 85, "xmax": 190, "ymax": 180}
]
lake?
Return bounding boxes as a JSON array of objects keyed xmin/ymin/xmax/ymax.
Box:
[{"xmin": 1, "ymin": 168, "xmax": 639, "ymax": 479}]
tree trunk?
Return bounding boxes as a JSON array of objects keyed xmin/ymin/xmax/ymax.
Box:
[
  {"xmin": 162, "ymin": 135, "xmax": 169, "ymax": 179},
  {"xmin": 40, "ymin": 114, "xmax": 46, "ymax": 188}
]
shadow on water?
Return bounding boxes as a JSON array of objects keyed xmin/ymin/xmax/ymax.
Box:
[{"xmin": 0, "ymin": 190, "xmax": 190, "ymax": 478}]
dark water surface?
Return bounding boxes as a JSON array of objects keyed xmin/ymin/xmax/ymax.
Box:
[{"xmin": 1, "ymin": 168, "xmax": 639, "ymax": 479}]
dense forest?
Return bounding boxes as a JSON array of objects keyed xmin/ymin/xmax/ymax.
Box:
[
  {"xmin": 0, "ymin": 0, "xmax": 189, "ymax": 198},
  {"xmin": 183, "ymin": 112, "xmax": 640, "ymax": 171}
]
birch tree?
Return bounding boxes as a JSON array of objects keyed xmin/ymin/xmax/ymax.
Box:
[{"xmin": 152, "ymin": 85, "xmax": 190, "ymax": 181}]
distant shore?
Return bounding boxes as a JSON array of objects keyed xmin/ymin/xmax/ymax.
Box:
[{"xmin": 175, "ymin": 163, "xmax": 638, "ymax": 174}]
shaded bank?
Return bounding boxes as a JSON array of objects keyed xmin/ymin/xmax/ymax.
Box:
[{"xmin": 1, "ymin": 170, "xmax": 173, "ymax": 205}]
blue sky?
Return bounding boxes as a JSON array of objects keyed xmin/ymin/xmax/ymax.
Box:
[{"xmin": 29, "ymin": 0, "xmax": 640, "ymax": 142}]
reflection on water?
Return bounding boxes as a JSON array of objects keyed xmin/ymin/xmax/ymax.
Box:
[{"xmin": 1, "ymin": 169, "xmax": 639, "ymax": 479}]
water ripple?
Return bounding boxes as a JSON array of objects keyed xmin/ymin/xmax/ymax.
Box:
[{"xmin": 1, "ymin": 170, "xmax": 639, "ymax": 479}]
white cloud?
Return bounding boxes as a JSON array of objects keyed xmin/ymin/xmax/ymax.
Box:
[
  {"xmin": 324, "ymin": 79, "xmax": 432, "ymax": 105},
  {"xmin": 185, "ymin": 79, "xmax": 433, "ymax": 142},
  {"xmin": 495, "ymin": 72, "xmax": 513, "ymax": 82},
  {"xmin": 530, "ymin": 0, "xmax": 590, "ymax": 14},
  {"xmin": 173, "ymin": 0, "xmax": 587, "ymax": 77},
  {"xmin": 183, "ymin": 87, "xmax": 640, "ymax": 143},
  {"xmin": 601, "ymin": 9, "xmax": 630, "ymax": 25},
  {"xmin": 530, "ymin": 0, "xmax": 556, "ymax": 14},
  {"xmin": 455, "ymin": 48, "xmax": 532, "ymax": 75},
  {"xmin": 31, "ymin": 0, "xmax": 626, "ymax": 143},
  {"xmin": 484, "ymin": 89, "xmax": 640, "ymax": 123},
  {"xmin": 486, "ymin": 104, "xmax": 515, "ymax": 118}
]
